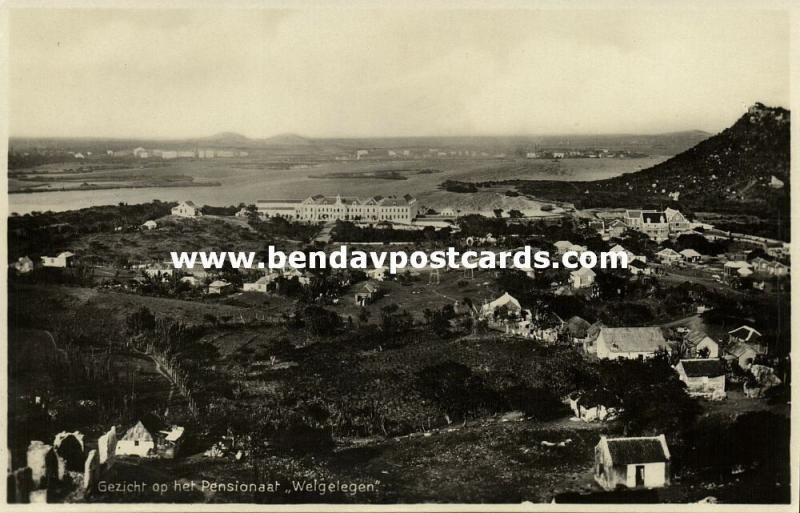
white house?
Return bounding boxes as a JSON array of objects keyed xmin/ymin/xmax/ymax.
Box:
[
  {"xmin": 41, "ymin": 251, "xmax": 75, "ymax": 268},
  {"xmin": 679, "ymin": 248, "xmax": 702, "ymax": 262},
  {"xmin": 208, "ymin": 280, "xmax": 232, "ymax": 295},
  {"xmin": 141, "ymin": 220, "xmax": 158, "ymax": 230},
  {"xmin": 366, "ymin": 267, "xmax": 389, "ymax": 281},
  {"xmin": 115, "ymin": 421, "xmax": 155, "ymax": 458},
  {"xmin": 595, "ymin": 327, "xmax": 667, "ymax": 360},
  {"xmin": 594, "ymin": 435, "xmax": 671, "ymax": 490},
  {"xmin": 171, "ymin": 201, "xmax": 202, "ymax": 217},
  {"xmin": 657, "ymin": 248, "xmax": 682, "ymax": 265},
  {"xmin": 570, "ymin": 267, "xmax": 596, "ymax": 289},
  {"xmin": 553, "ymin": 240, "xmax": 573, "ymax": 254},
  {"xmin": 481, "ymin": 292, "xmax": 522, "ymax": 318},
  {"xmin": 675, "ymin": 359, "xmax": 726, "ymax": 396},
  {"xmin": 132, "ymin": 147, "xmax": 147, "ymax": 157},
  {"xmin": 685, "ymin": 330, "xmax": 719, "ymax": 358},
  {"xmin": 243, "ymin": 276, "xmax": 270, "ymax": 293}
]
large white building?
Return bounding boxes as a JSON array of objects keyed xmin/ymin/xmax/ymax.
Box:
[
  {"xmin": 623, "ymin": 208, "xmax": 690, "ymax": 241},
  {"xmin": 257, "ymin": 194, "xmax": 419, "ymax": 223}
]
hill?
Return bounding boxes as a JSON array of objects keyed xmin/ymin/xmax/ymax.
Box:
[
  {"xmin": 261, "ymin": 133, "xmax": 313, "ymax": 146},
  {"xmin": 487, "ymin": 103, "xmax": 790, "ymax": 240}
]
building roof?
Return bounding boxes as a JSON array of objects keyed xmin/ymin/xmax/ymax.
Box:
[
  {"xmin": 629, "ymin": 260, "xmax": 648, "ymax": 269},
  {"xmin": 181, "ymin": 201, "xmax": 196, "ymax": 207},
  {"xmin": 121, "ymin": 421, "xmax": 153, "ymax": 442},
  {"xmin": 679, "ymin": 248, "xmax": 701, "ymax": 258},
  {"xmin": 58, "ymin": 251, "xmax": 76, "ymax": 258},
  {"xmin": 724, "ymin": 260, "xmax": 751, "ymax": 269},
  {"xmin": 685, "ymin": 330, "xmax": 716, "ymax": 348},
  {"xmin": 728, "ymin": 325, "xmax": 762, "ymax": 342},
  {"xmin": 257, "ymin": 199, "xmax": 303, "ymax": 204},
  {"xmin": 571, "ymin": 267, "xmax": 596, "ymax": 279},
  {"xmin": 484, "ymin": 292, "xmax": 522, "ymax": 312},
  {"xmin": 360, "ymin": 282, "xmax": 378, "ymax": 293},
  {"xmin": 162, "ymin": 426, "xmax": 185, "ymax": 442},
  {"xmin": 209, "ymin": 280, "xmax": 230, "ymax": 288},
  {"xmin": 603, "ymin": 436, "xmax": 670, "ymax": 464},
  {"xmin": 657, "ymin": 248, "xmax": 681, "ymax": 257},
  {"xmin": 554, "ymin": 240, "xmax": 573, "ymax": 250},
  {"xmin": 565, "ymin": 316, "xmax": 591, "ymax": 338},
  {"xmin": 642, "ymin": 212, "xmax": 667, "ymax": 224},
  {"xmin": 677, "ymin": 359, "xmax": 725, "ymax": 378},
  {"xmin": 599, "ymin": 327, "xmax": 666, "ymax": 353},
  {"xmin": 725, "ymin": 341, "xmax": 766, "ymax": 358}
]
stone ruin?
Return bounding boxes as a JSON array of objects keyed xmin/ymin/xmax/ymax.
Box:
[{"xmin": 7, "ymin": 425, "xmax": 118, "ymax": 503}]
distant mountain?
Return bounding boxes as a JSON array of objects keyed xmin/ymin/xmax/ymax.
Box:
[
  {"xmin": 613, "ymin": 103, "xmax": 789, "ymax": 192},
  {"xmin": 196, "ymin": 132, "xmax": 254, "ymax": 146}
]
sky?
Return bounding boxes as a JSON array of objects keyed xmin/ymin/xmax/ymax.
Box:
[{"xmin": 8, "ymin": 7, "xmax": 791, "ymax": 139}]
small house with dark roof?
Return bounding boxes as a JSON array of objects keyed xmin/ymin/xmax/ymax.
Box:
[
  {"xmin": 675, "ymin": 359, "xmax": 726, "ymax": 395},
  {"xmin": 355, "ymin": 281, "xmax": 379, "ymax": 306},
  {"xmin": 594, "ymin": 435, "xmax": 671, "ymax": 490},
  {"xmin": 685, "ymin": 330, "xmax": 719, "ymax": 358}
]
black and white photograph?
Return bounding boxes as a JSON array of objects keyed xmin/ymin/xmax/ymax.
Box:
[{"xmin": 1, "ymin": 0, "xmax": 796, "ymax": 509}]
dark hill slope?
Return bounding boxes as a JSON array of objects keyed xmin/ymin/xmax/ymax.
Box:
[{"xmin": 488, "ymin": 103, "xmax": 790, "ymax": 240}]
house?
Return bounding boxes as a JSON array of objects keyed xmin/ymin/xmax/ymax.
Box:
[
  {"xmin": 656, "ymin": 248, "xmax": 682, "ymax": 265},
  {"xmin": 171, "ymin": 201, "xmax": 202, "ymax": 217},
  {"xmin": 724, "ymin": 341, "xmax": 766, "ymax": 369},
  {"xmin": 366, "ymin": 266, "xmax": 389, "ymax": 281},
  {"xmin": 141, "ymin": 220, "xmax": 158, "ymax": 230},
  {"xmin": 594, "ymin": 435, "xmax": 671, "ymax": 490},
  {"xmin": 115, "ymin": 421, "xmax": 155, "ymax": 457},
  {"xmin": 595, "ymin": 327, "xmax": 667, "ymax": 360},
  {"xmin": 208, "ymin": 280, "xmax": 232, "ymax": 295},
  {"xmin": 355, "ymin": 282, "xmax": 379, "ymax": 306},
  {"xmin": 242, "ymin": 276, "xmax": 270, "ymax": 293},
  {"xmin": 161, "ymin": 150, "xmax": 178, "ymax": 159},
  {"xmin": 180, "ymin": 276, "xmax": 201, "ymax": 287},
  {"xmin": 553, "ymin": 240, "xmax": 573, "ymax": 254},
  {"xmin": 679, "ymin": 248, "xmax": 702, "ymax": 263},
  {"xmin": 143, "ymin": 263, "xmax": 174, "ymax": 279},
  {"xmin": 132, "ymin": 147, "xmax": 147, "ymax": 157},
  {"xmin": 684, "ymin": 330, "xmax": 719, "ymax": 358},
  {"xmin": 607, "ymin": 219, "xmax": 628, "ymax": 238},
  {"xmin": 564, "ymin": 316, "xmax": 592, "ymax": 342},
  {"xmin": 12, "ymin": 256, "xmax": 34, "ymax": 274},
  {"xmin": 628, "ymin": 260, "xmax": 650, "ymax": 276},
  {"xmin": 582, "ymin": 322, "xmax": 605, "ymax": 354},
  {"xmin": 675, "ymin": 359, "xmax": 726, "ymax": 396},
  {"xmin": 157, "ymin": 426, "xmax": 185, "ymax": 459},
  {"xmin": 765, "ymin": 261, "xmax": 789, "ymax": 277},
  {"xmin": 723, "ymin": 260, "xmax": 751, "ymax": 278},
  {"xmin": 570, "ymin": 267, "xmax": 596, "ymax": 289},
  {"xmin": 481, "ymin": 292, "xmax": 522, "ymax": 318},
  {"xmin": 41, "ymin": 251, "xmax": 75, "ymax": 268},
  {"xmin": 664, "ymin": 208, "xmax": 690, "ymax": 232},
  {"xmin": 235, "ymin": 208, "xmax": 250, "ymax": 218}
]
